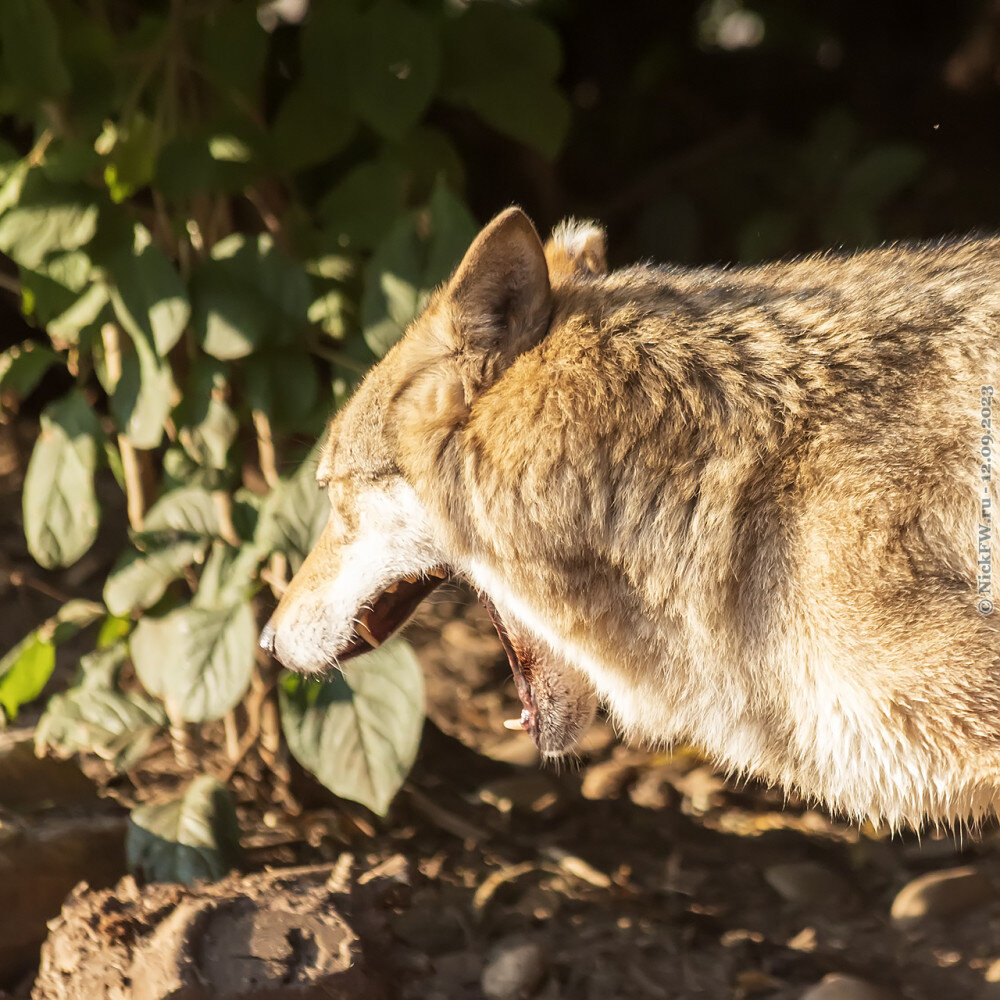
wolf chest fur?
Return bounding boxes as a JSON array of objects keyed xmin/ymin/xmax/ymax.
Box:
[{"xmin": 262, "ymin": 208, "xmax": 1000, "ymax": 829}]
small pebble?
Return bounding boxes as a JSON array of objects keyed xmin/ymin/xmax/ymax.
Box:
[
  {"xmin": 890, "ymin": 865, "xmax": 997, "ymax": 925},
  {"xmin": 800, "ymin": 973, "xmax": 894, "ymax": 1000},
  {"xmin": 481, "ymin": 940, "xmax": 546, "ymax": 1000},
  {"xmin": 764, "ymin": 861, "xmax": 853, "ymax": 907}
]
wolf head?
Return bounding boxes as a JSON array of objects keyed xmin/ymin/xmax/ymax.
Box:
[{"xmin": 261, "ymin": 209, "xmax": 605, "ymax": 757}]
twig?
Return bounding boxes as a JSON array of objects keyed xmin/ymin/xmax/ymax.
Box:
[
  {"xmin": 26, "ymin": 128, "xmax": 54, "ymax": 167},
  {"xmin": 223, "ymin": 710, "xmax": 239, "ymax": 762},
  {"xmin": 164, "ymin": 697, "xmax": 193, "ymax": 771},
  {"xmin": 4, "ymin": 564, "xmax": 71, "ymax": 604},
  {"xmin": 252, "ymin": 408, "xmax": 279, "ymax": 489},
  {"xmin": 101, "ymin": 323, "xmax": 146, "ymax": 531},
  {"xmin": 212, "ymin": 491, "xmax": 240, "ymax": 546},
  {"xmin": 403, "ymin": 785, "xmax": 492, "ymax": 843}
]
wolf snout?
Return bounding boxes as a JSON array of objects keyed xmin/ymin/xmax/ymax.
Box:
[{"xmin": 258, "ymin": 621, "xmax": 276, "ymax": 655}]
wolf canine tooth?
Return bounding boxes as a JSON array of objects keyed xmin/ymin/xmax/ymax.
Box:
[
  {"xmin": 355, "ymin": 616, "xmax": 381, "ymax": 648},
  {"xmin": 503, "ymin": 718, "xmax": 524, "ymax": 730}
]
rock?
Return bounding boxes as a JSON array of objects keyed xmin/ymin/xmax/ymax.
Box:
[
  {"xmin": 357, "ymin": 854, "xmax": 412, "ymax": 909},
  {"xmin": 764, "ymin": 861, "xmax": 854, "ymax": 907},
  {"xmin": 628, "ymin": 767, "xmax": 676, "ymax": 810},
  {"xmin": 0, "ymin": 811, "xmax": 126, "ymax": 984},
  {"xmin": 889, "ymin": 865, "xmax": 997, "ymax": 925},
  {"xmin": 481, "ymin": 939, "xmax": 546, "ymax": 1000},
  {"xmin": 580, "ymin": 757, "xmax": 638, "ymax": 801},
  {"xmin": 800, "ymin": 973, "xmax": 895, "ymax": 1000},
  {"xmin": 32, "ymin": 865, "xmax": 386, "ymax": 1000}
]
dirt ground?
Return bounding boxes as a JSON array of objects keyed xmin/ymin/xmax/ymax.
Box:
[{"xmin": 6, "ymin": 422, "xmax": 1000, "ymax": 1000}]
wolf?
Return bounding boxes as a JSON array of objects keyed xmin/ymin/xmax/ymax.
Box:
[{"xmin": 260, "ymin": 207, "xmax": 1000, "ymax": 828}]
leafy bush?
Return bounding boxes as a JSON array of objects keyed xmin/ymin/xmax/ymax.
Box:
[{"xmin": 0, "ymin": 0, "xmax": 569, "ymax": 882}]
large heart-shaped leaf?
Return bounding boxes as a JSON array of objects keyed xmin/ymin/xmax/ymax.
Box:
[
  {"xmin": 22, "ymin": 390, "xmax": 102, "ymax": 568},
  {"xmin": 279, "ymin": 639, "xmax": 425, "ymax": 816},
  {"xmin": 0, "ymin": 0, "xmax": 70, "ymax": 100},
  {"xmin": 143, "ymin": 486, "xmax": 222, "ymax": 539},
  {"xmin": 106, "ymin": 225, "xmax": 189, "ymax": 356},
  {"xmin": 131, "ymin": 601, "xmax": 255, "ymax": 723},
  {"xmin": 103, "ymin": 538, "xmax": 207, "ymax": 617},
  {"xmin": 191, "ymin": 233, "xmax": 310, "ymax": 359},
  {"xmin": 37, "ymin": 681, "xmax": 166, "ymax": 772},
  {"xmin": 127, "ymin": 775, "xmax": 240, "ymax": 885},
  {"xmin": 109, "ymin": 330, "xmax": 174, "ymax": 450},
  {"xmin": 347, "ymin": 0, "xmax": 440, "ymax": 141}
]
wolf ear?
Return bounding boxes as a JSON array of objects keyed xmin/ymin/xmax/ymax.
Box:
[
  {"xmin": 544, "ymin": 218, "xmax": 607, "ymax": 281},
  {"xmin": 446, "ymin": 207, "xmax": 552, "ymax": 377}
]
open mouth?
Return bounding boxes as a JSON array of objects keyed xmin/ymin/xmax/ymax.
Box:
[
  {"xmin": 337, "ymin": 567, "xmax": 449, "ymax": 661},
  {"xmin": 336, "ymin": 570, "xmax": 541, "ymax": 747}
]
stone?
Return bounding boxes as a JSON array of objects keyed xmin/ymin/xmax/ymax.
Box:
[
  {"xmin": 889, "ymin": 865, "xmax": 997, "ymax": 925},
  {"xmin": 580, "ymin": 757, "xmax": 639, "ymax": 801},
  {"xmin": 31, "ymin": 865, "xmax": 386, "ymax": 1000},
  {"xmin": 800, "ymin": 973, "xmax": 895, "ymax": 1000},
  {"xmin": 763, "ymin": 861, "xmax": 853, "ymax": 907},
  {"xmin": 481, "ymin": 939, "xmax": 546, "ymax": 1000}
]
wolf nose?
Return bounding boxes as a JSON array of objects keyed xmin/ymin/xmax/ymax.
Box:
[{"xmin": 258, "ymin": 622, "xmax": 276, "ymax": 655}]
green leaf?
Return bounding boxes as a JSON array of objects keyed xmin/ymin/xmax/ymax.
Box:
[
  {"xmin": 198, "ymin": 3, "xmax": 267, "ymax": 93},
  {"xmin": 144, "ymin": 486, "xmax": 221, "ymax": 539},
  {"xmin": 0, "ymin": 634, "xmax": 54, "ymax": 719},
  {"xmin": 191, "ymin": 234, "xmax": 310, "ymax": 360},
  {"xmin": 443, "ymin": 3, "xmax": 561, "ymax": 86},
  {"xmin": 103, "ymin": 538, "xmax": 206, "ymax": 617},
  {"xmin": 36, "ymin": 680, "xmax": 166, "ymax": 772},
  {"xmin": 23, "ymin": 390, "xmax": 102, "ymax": 568},
  {"xmin": 347, "ymin": 0, "xmax": 440, "ymax": 140},
  {"xmin": 127, "ymin": 775, "xmax": 240, "ymax": 885},
  {"xmin": 0, "ymin": 0, "xmax": 70, "ymax": 100},
  {"xmin": 242, "ymin": 352, "xmax": 320, "ymax": 430},
  {"xmin": 0, "ymin": 191, "xmax": 98, "ymax": 270},
  {"xmin": 279, "ymin": 639, "xmax": 425, "ymax": 816},
  {"xmin": 0, "ymin": 600, "xmax": 103, "ymax": 719},
  {"xmin": 317, "ymin": 158, "xmax": 407, "ymax": 250},
  {"xmin": 452, "ymin": 72, "xmax": 569, "ymax": 160},
  {"xmin": 47, "ymin": 282, "xmax": 110, "ymax": 346},
  {"xmin": 109, "ymin": 334, "xmax": 173, "ymax": 449},
  {"xmin": 107, "ymin": 224, "xmax": 190, "ymax": 355},
  {"xmin": 131, "ymin": 602, "xmax": 256, "ymax": 723},
  {"xmin": 193, "ymin": 540, "xmax": 263, "ymax": 611},
  {"xmin": 270, "ymin": 81, "xmax": 356, "ymax": 172},
  {"xmin": 0, "ymin": 340, "xmax": 60, "ymax": 398},
  {"xmin": 840, "ymin": 144, "xmax": 926, "ymax": 208},
  {"xmin": 255, "ymin": 448, "xmax": 328, "ymax": 572},
  {"xmin": 441, "ymin": 5, "xmax": 568, "ymax": 158},
  {"xmin": 102, "ymin": 113, "xmax": 161, "ymax": 202},
  {"xmin": 361, "ymin": 183, "xmax": 477, "ymax": 356},
  {"xmin": 173, "ymin": 359, "xmax": 238, "ymax": 471}
]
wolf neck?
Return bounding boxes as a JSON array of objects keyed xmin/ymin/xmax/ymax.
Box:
[{"xmin": 408, "ymin": 268, "xmax": 998, "ymax": 827}]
